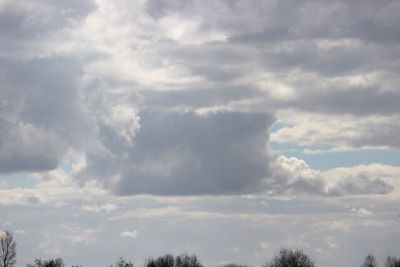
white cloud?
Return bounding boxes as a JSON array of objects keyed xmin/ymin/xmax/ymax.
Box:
[
  {"xmin": 269, "ymin": 155, "xmax": 396, "ymax": 196},
  {"xmin": 351, "ymin": 208, "xmax": 373, "ymax": 217},
  {"xmin": 271, "ymin": 111, "xmax": 400, "ymax": 150},
  {"xmin": 326, "ymin": 236, "xmax": 338, "ymax": 249},
  {"xmin": 159, "ymin": 15, "xmax": 227, "ymax": 45},
  {"xmin": 81, "ymin": 203, "xmax": 118, "ymax": 213},
  {"xmin": 120, "ymin": 230, "xmax": 138, "ymax": 239}
]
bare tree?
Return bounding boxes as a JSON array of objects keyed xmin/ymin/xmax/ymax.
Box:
[
  {"xmin": 362, "ymin": 254, "xmax": 377, "ymax": 267},
  {"xmin": 264, "ymin": 248, "xmax": 315, "ymax": 267},
  {"xmin": 0, "ymin": 231, "xmax": 16, "ymax": 267},
  {"xmin": 385, "ymin": 256, "xmax": 400, "ymax": 267}
]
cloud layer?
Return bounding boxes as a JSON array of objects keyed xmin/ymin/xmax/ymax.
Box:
[
  {"xmin": 0, "ymin": 0, "xmax": 398, "ymax": 196},
  {"xmin": 0, "ymin": 1, "xmax": 399, "ymax": 266}
]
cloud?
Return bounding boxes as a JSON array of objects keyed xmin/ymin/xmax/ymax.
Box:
[
  {"xmin": 351, "ymin": 208, "xmax": 373, "ymax": 217},
  {"xmin": 120, "ymin": 230, "xmax": 138, "ymax": 239},
  {"xmin": 0, "ymin": 0, "xmax": 398, "ymax": 197},
  {"xmin": 271, "ymin": 111, "xmax": 400, "ymax": 150},
  {"xmin": 140, "ymin": 86, "xmax": 264, "ymax": 110},
  {"xmin": 0, "ymin": 56, "xmax": 98, "ymax": 174},
  {"xmin": 15, "ymin": 229, "xmax": 27, "ymax": 234},
  {"xmin": 269, "ymin": 155, "xmax": 395, "ymax": 196},
  {"xmin": 83, "ymin": 110, "xmax": 275, "ymax": 195},
  {"xmin": 0, "ymin": 2, "xmax": 399, "ymax": 267},
  {"xmin": 81, "ymin": 203, "xmax": 118, "ymax": 213},
  {"xmin": 0, "ymin": 119, "xmax": 65, "ymax": 173},
  {"xmin": 0, "ymin": 0, "xmax": 96, "ymax": 59},
  {"xmin": 80, "ymin": 107, "xmax": 396, "ymax": 197}
]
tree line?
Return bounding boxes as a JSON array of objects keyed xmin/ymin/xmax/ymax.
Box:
[{"xmin": 1, "ymin": 231, "xmax": 399, "ymax": 267}]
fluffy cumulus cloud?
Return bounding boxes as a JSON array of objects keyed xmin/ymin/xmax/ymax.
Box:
[
  {"xmin": 1, "ymin": 0, "xmax": 400, "ymax": 267},
  {"xmin": 269, "ymin": 156, "xmax": 396, "ymax": 196}
]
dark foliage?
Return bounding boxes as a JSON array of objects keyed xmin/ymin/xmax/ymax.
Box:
[
  {"xmin": 113, "ymin": 257, "xmax": 134, "ymax": 267},
  {"xmin": 362, "ymin": 254, "xmax": 377, "ymax": 267},
  {"xmin": 386, "ymin": 256, "xmax": 400, "ymax": 267},
  {"xmin": 264, "ymin": 248, "xmax": 315, "ymax": 267},
  {"xmin": 222, "ymin": 264, "xmax": 251, "ymax": 267},
  {"xmin": 26, "ymin": 258, "xmax": 64, "ymax": 267},
  {"xmin": 145, "ymin": 254, "xmax": 202, "ymax": 267},
  {"xmin": 175, "ymin": 254, "xmax": 202, "ymax": 267}
]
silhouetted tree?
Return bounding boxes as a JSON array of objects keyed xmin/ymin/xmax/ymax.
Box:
[
  {"xmin": 175, "ymin": 254, "xmax": 202, "ymax": 267},
  {"xmin": 146, "ymin": 254, "xmax": 174, "ymax": 267},
  {"xmin": 145, "ymin": 254, "xmax": 202, "ymax": 267},
  {"xmin": 26, "ymin": 258, "xmax": 64, "ymax": 267},
  {"xmin": 114, "ymin": 257, "xmax": 134, "ymax": 267},
  {"xmin": 362, "ymin": 254, "xmax": 377, "ymax": 267},
  {"xmin": 221, "ymin": 264, "xmax": 251, "ymax": 267},
  {"xmin": 264, "ymin": 248, "xmax": 315, "ymax": 267},
  {"xmin": 0, "ymin": 231, "xmax": 16, "ymax": 267},
  {"xmin": 385, "ymin": 256, "xmax": 400, "ymax": 267}
]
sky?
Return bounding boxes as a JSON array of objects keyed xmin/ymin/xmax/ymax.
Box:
[{"xmin": 0, "ymin": 0, "xmax": 399, "ymax": 266}]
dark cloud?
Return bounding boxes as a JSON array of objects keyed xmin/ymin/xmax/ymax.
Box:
[
  {"xmin": 0, "ymin": 0, "xmax": 95, "ymax": 36},
  {"xmin": 146, "ymin": 0, "xmax": 400, "ymax": 44},
  {"xmin": 83, "ymin": 111, "xmax": 275, "ymax": 195},
  {"xmin": 0, "ymin": 0, "xmax": 96, "ymax": 58},
  {"xmin": 0, "ymin": 56, "xmax": 96, "ymax": 173},
  {"xmin": 0, "ymin": 118, "xmax": 64, "ymax": 173},
  {"xmin": 292, "ymin": 86, "xmax": 400, "ymax": 116},
  {"xmin": 0, "ymin": 0, "xmax": 98, "ymax": 173}
]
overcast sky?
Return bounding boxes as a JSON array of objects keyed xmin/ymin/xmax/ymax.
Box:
[{"xmin": 0, "ymin": 0, "xmax": 400, "ymax": 266}]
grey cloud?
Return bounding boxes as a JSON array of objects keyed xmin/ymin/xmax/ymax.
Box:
[
  {"xmin": 84, "ymin": 109, "xmax": 395, "ymax": 197},
  {"xmin": 292, "ymin": 86, "xmax": 400, "ymax": 116},
  {"xmin": 349, "ymin": 122, "xmax": 400, "ymax": 149},
  {"xmin": 141, "ymin": 0, "xmax": 400, "ymax": 138},
  {"xmin": 0, "ymin": 56, "xmax": 96, "ymax": 173},
  {"xmin": 143, "ymin": 83, "xmax": 400, "ymax": 117},
  {"xmin": 327, "ymin": 175, "xmax": 393, "ymax": 196},
  {"xmin": 0, "ymin": 0, "xmax": 96, "ymax": 57},
  {"xmin": 228, "ymin": 0, "xmax": 400, "ymax": 44},
  {"xmin": 83, "ymin": 111, "xmax": 275, "ymax": 195},
  {"xmin": 145, "ymin": 0, "xmax": 400, "ymax": 110},
  {"xmin": 140, "ymin": 86, "xmax": 263, "ymax": 110},
  {"xmin": 147, "ymin": 0, "xmax": 400, "ymax": 44},
  {"xmin": 0, "ymin": 0, "xmax": 95, "ymax": 37},
  {"xmin": 259, "ymin": 41, "xmax": 377, "ymax": 77},
  {"xmin": 0, "ymin": 118, "xmax": 64, "ymax": 173},
  {"xmin": 0, "ymin": 0, "xmax": 398, "ymax": 190}
]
